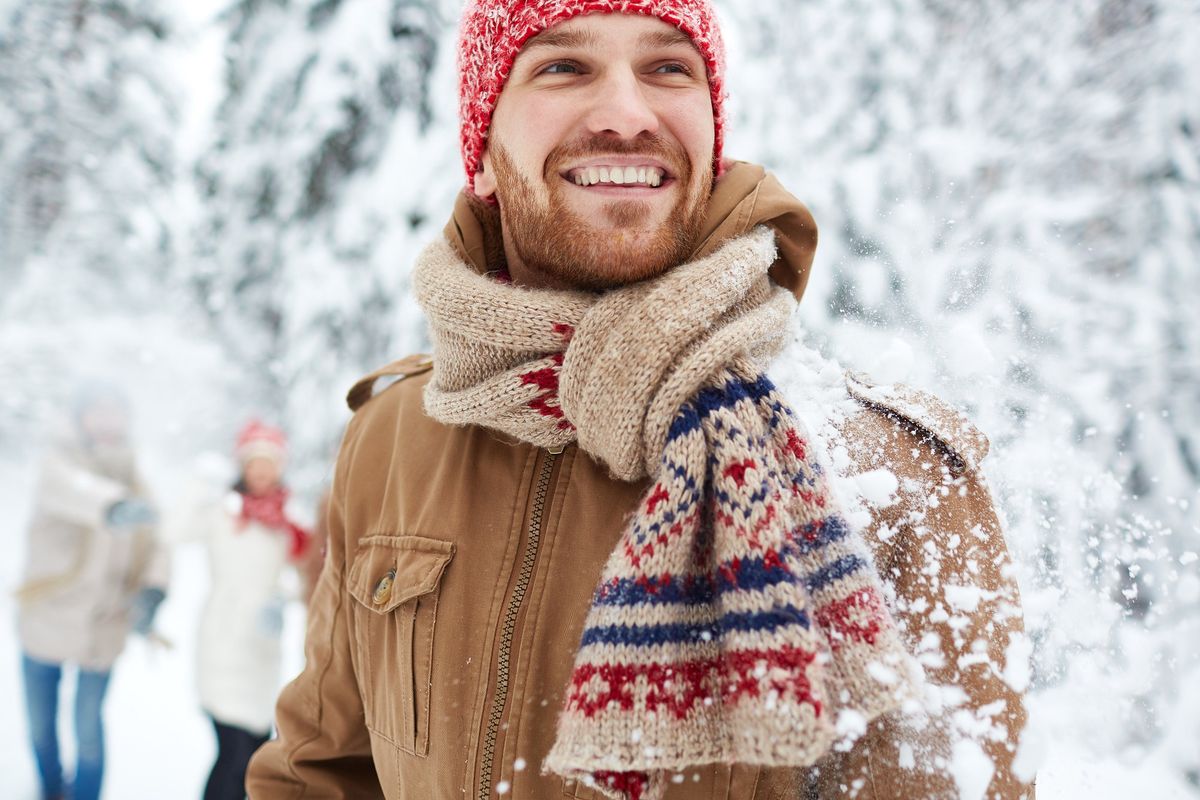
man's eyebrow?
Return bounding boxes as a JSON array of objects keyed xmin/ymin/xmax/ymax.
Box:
[
  {"xmin": 515, "ymin": 25, "xmax": 702, "ymax": 69},
  {"xmin": 518, "ymin": 27, "xmax": 599, "ymax": 56},
  {"xmin": 638, "ymin": 28, "xmax": 698, "ymax": 51}
]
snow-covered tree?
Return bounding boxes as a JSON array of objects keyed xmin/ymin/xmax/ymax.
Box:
[
  {"xmin": 192, "ymin": 0, "xmax": 462, "ymax": 486},
  {"xmin": 0, "ymin": 0, "xmax": 189, "ymax": 450},
  {"xmin": 723, "ymin": 0, "xmax": 1200, "ymax": 771}
]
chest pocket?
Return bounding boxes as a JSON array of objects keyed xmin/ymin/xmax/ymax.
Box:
[{"xmin": 348, "ymin": 534, "xmax": 454, "ymax": 756}]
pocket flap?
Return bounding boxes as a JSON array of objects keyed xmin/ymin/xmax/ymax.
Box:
[{"xmin": 348, "ymin": 534, "xmax": 454, "ymax": 614}]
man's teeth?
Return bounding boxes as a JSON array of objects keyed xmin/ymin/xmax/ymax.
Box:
[{"xmin": 572, "ymin": 166, "xmax": 664, "ymax": 187}]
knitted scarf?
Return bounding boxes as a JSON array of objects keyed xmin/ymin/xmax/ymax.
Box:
[
  {"xmin": 237, "ymin": 486, "xmax": 310, "ymax": 561},
  {"xmin": 414, "ymin": 227, "xmax": 913, "ymax": 800}
]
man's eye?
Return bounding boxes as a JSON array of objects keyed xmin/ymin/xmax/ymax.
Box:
[
  {"xmin": 543, "ymin": 62, "xmax": 580, "ymax": 74},
  {"xmin": 655, "ymin": 63, "xmax": 693, "ymax": 75}
]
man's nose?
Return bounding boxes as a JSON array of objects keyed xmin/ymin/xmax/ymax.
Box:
[{"xmin": 584, "ymin": 68, "xmax": 660, "ymax": 140}]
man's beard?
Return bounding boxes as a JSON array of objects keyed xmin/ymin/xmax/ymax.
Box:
[{"xmin": 490, "ymin": 135, "xmax": 712, "ymax": 290}]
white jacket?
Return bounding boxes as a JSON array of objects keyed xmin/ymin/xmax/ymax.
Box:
[
  {"xmin": 170, "ymin": 479, "xmax": 304, "ymax": 734},
  {"xmin": 17, "ymin": 434, "xmax": 169, "ymax": 671}
]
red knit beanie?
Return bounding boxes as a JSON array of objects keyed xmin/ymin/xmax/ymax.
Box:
[
  {"xmin": 457, "ymin": 0, "xmax": 726, "ymax": 190},
  {"xmin": 235, "ymin": 419, "xmax": 288, "ymax": 467}
]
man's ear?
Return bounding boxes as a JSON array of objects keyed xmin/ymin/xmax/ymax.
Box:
[{"xmin": 473, "ymin": 149, "xmax": 497, "ymax": 200}]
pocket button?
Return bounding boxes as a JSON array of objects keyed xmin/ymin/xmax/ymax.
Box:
[{"xmin": 372, "ymin": 569, "xmax": 396, "ymax": 605}]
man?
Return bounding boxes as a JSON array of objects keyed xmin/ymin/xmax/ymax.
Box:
[{"xmin": 248, "ymin": 2, "xmax": 1034, "ymax": 798}]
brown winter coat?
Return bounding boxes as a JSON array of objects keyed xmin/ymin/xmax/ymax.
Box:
[{"xmin": 248, "ymin": 165, "xmax": 1034, "ymax": 799}]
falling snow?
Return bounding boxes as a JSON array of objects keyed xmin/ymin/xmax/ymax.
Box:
[{"xmin": 1, "ymin": 0, "xmax": 1198, "ymax": 797}]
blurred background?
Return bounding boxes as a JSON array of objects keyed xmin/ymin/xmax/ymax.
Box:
[{"xmin": 1, "ymin": 0, "xmax": 1197, "ymax": 796}]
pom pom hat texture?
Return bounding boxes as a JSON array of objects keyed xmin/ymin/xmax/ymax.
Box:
[
  {"xmin": 457, "ymin": 0, "xmax": 727, "ymax": 189},
  {"xmin": 235, "ymin": 420, "xmax": 288, "ymax": 467}
]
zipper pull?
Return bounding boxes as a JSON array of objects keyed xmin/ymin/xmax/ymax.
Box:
[{"xmin": 547, "ymin": 444, "xmax": 564, "ymax": 455}]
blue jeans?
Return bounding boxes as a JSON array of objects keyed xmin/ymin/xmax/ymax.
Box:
[{"xmin": 21, "ymin": 653, "xmax": 112, "ymax": 800}]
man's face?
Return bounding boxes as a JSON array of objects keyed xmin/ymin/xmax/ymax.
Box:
[{"xmin": 473, "ymin": 13, "xmax": 716, "ymax": 290}]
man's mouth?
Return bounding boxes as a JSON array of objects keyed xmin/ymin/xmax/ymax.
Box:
[{"xmin": 563, "ymin": 164, "xmax": 669, "ymax": 188}]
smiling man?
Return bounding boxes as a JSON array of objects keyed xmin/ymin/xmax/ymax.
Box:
[
  {"xmin": 475, "ymin": 13, "xmax": 716, "ymax": 290},
  {"xmin": 247, "ymin": 2, "xmax": 1034, "ymax": 799}
]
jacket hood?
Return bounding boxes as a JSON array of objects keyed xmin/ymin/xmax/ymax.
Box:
[{"xmin": 442, "ymin": 160, "xmax": 819, "ymax": 302}]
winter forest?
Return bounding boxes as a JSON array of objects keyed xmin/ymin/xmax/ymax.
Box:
[{"xmin": 1, "ymin": 0, "xmax": 1198, "ymax": 797}]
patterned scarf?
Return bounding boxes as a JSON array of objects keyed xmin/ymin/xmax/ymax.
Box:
[
  {"xmin": 414, "ymin": 227, "xmax": 913, "ymax": 800},
  {"xmin": 237, "ymin": 486, "xmax": 310, "ymax": 561}
]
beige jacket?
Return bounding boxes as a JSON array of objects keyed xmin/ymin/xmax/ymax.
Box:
[
  {"xmin": 16, "ymin": 428, "xmax": 168, "ymax": 671},
  {"xmin": 249, "ymin": 165, "xmax": 1034, "ymax": 799}
]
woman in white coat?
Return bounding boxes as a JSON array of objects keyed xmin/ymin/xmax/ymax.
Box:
[{"xmin": 172, "ymin": 421, "xmax": 311, "ymax": 800}]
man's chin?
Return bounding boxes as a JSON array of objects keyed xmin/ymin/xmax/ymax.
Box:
[
  {"xmin": 588, "ymin": 222, "xmax": 671, "ymax": 251},
  {"xmin": 497, "ymin": 176, "xmax": 708, "ymax": 290},
  {"xmin": 524, "ymin": 233, "xmax": 683, "ymax": 290},
  {"xmin": 576, "ymin": 257, "xmax": 676, "ymax": 289}
]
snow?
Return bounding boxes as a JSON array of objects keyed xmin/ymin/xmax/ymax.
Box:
[
  {"xmin": 944, "ymin": 584, "xmax": 985, "ymax": 614},
  {"xmin": 1002, "ymin": 633, "xmax": 1033, "ymax": 694},
  {"xmin": 2, "ymin": 0, "xmax": 1199, "ymax": 797},
  {"xmin": 852, "ymin": 468, "xmax": 901, "ymax": 508},
  {"xmin": 1036, "ymin": 745, "xmax": 1197, "ymax": 800},
  {"xmin": 835, "ymin": 708, "xmax": 869, "ymax": 741},
  {"xmin": 951, "ymin": 739, "xmax": 995, "ymax": 800},
  {"xmin": 867, "ymin": 661, "xmax": 901, "ymax": 687}
]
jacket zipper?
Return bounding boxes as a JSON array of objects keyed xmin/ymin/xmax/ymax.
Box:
[{"xmin": 478, "ymin": 445, "xmax": 561, "ymax": 800}]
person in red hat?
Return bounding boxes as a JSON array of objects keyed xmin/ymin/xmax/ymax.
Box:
[
  {"xmin": 169, "ymin": 420, "xmax": 311, "ymax": 800},
  {"xmin": 249, "ymin": 3, "xmax": 1033, "ymax": 798}
]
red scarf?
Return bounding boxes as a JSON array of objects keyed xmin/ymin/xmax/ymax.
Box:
[{"xmin": 237, "ymin": 486, "xmax": 310, "ymax": 560}]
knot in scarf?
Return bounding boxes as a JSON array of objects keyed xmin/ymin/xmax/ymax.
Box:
[
  {"xmin": 416, "ymin": 227, "xmax": 792, "ymax": 481},
  {"xmin": 413, "ymin": 226, "xmax": 913, "ymax": 800}
]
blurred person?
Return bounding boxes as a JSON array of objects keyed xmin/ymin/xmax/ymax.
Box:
[
  {"xmin": 15, "ymin": 381, "xmax": 168, "ymax": 800},
  {"xmin": 169, "ymin": 420, "xmax": 311, "ymax": 800},
  {"xmin": 250, "ymin": 3, "xmax": 1034, "ymax": 799}
]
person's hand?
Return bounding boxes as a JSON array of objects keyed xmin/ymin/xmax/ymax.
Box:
[
  {"xmin": 130, "ymin": 586, "xmax": 166, "ymax": 636},
  {"xmin": 106, "ymin": 498, "xmax": 158, "ymax": 530}
]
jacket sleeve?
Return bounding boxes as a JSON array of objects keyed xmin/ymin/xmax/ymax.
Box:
[
  {"xmin": 35, "ymin": 449, "xmax": 128, "ymax": 529},
  {"xmin": 130, "ymin": 469, "xmax": 171, "ymax": 591},
  {"xmin": 246, "ymin": 428, "xmax": 382, "ymax": 799},
  {"xmin": 812, "ymin": 408, "xmax": 1035, "ymax": 800},
  {"xmin": 136, "ymin": 528, "xmax": 172, "ymax": 593}
]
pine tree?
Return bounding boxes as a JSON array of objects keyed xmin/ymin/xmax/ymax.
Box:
[
  {"xmin": 0, "ymin": 0, "xmax": 181, "ymax": 446},
  {"xmin": 194, "ymin": 0, "xmax": 458, "ymax": 484},
  {"xmin": 727, "ymin": 0, "xmax": 1200, "ymax": 758}
]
